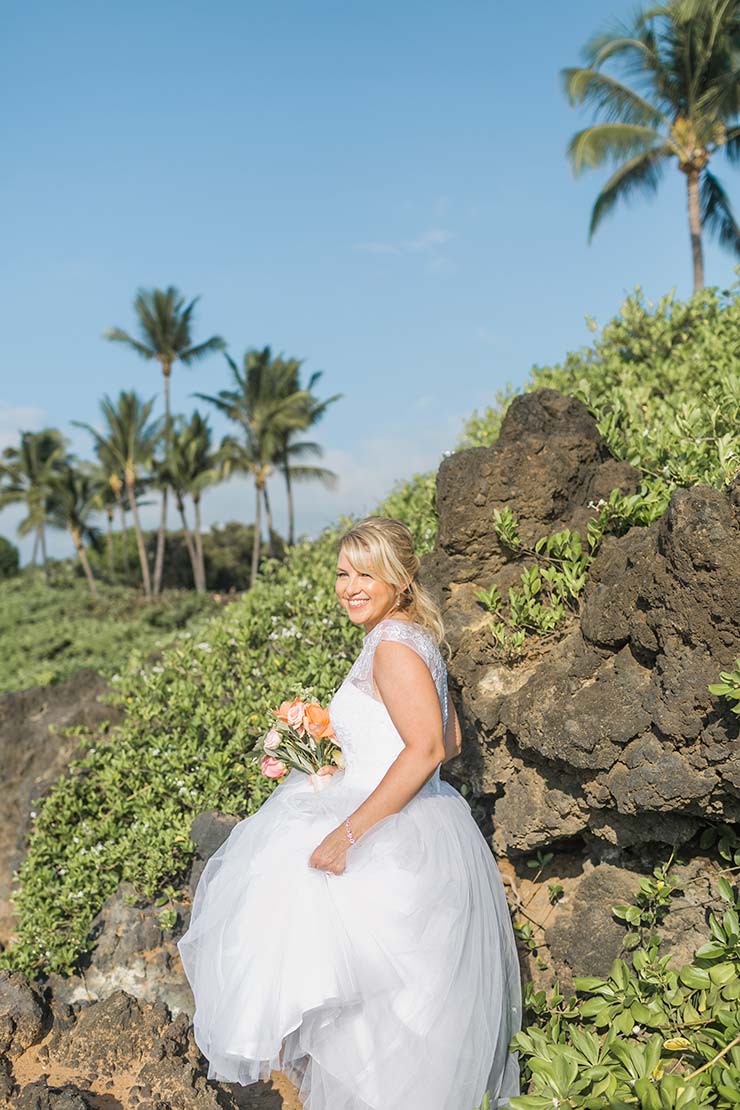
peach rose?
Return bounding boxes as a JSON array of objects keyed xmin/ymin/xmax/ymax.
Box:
[
  {"xmin": 305, "ymin": 703, "xmax": 335, "ymax": 740},
  {"xmin": 260, "ymin": 754, "xmax": 287, "ymax": 779},
  {"xmin": 276, "ymin": 699, "xmax": 307, "ymax": 734}
]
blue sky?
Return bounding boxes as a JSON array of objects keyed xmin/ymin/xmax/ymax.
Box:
[{"xmin": 2, "ymin": 0, "xmax": 738, "ymax": 561}]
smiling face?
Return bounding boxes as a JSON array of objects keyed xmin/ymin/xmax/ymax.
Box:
[{"xmin": 335, "ymin": 546, "xmax": 400, "ymax": 633}]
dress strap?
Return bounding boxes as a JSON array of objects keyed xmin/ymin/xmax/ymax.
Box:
[{"xmin": 350, "ymin": 620, "xmax": 448, "ymax": 727}]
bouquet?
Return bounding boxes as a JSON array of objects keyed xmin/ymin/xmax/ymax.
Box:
[{"xmin": 254, "ymin": 694, "xmax": 344, "ymax": 791}]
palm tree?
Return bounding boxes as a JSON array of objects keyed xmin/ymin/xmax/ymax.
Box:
[
  {"xmin": 103, "ymin": 286, "xmax": 225, "ymax": 593},
  {"xmin": 74, "ymin": 392, "xmax": 162, "ymax": 597},
  {"xmin": 0, "ymin": 429, "xmax": 67, "ymax": 576},
  {"xmin": 46, "ymin": 464, "xmax": 102, "ymax": 596},
  {"xmin": 270, "ymin": 356, "xmax": 342, "ymax": 545},
  {"xmin": 160, "ymin": 411, "xmax": 219, "ymax": 591},
  {"xmin": 88, "ymin": 464, "xmax": 119, "ymax": 579},
  {"xmin": 196, "ymin": 347, "xmax": 313, "ymax": 586},
  {"xmin": 563, "ymin": 0, "xmax": 740, "ymax": 290}
]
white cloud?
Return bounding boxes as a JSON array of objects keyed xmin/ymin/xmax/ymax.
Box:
[
  {"xmin": 353, "ymin": 227, "xmax": 454, "ymax": 256},
  {"xmin": 0, "ymin": 401, "xmax": 46, "ymax": 452}
]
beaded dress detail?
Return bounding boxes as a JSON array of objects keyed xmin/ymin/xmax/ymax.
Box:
[{"xmin": 178, "ymin": 618, "xmax": 522, "ymax": 1110}]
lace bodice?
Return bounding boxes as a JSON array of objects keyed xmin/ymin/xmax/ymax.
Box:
[{"xmin": 328, "ymin": 618, "xmax": 448, "ymax": 796}]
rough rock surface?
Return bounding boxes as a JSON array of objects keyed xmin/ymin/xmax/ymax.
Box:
[
  {"xmin": 0, "ymin": 970, "xmax": 49, "ymax": 1057},
  {"xmin": 4, "ymin": 986, "xmax": 300, "ymax": 1109},
  {"xmin": 0, "ymin": 670, "xmax": 122, "ymax": 946},
  {"xmin": 47, "ymin": 814, "xmax": 239, "ymax": 1019},
  {"xmin": 424, "ymin": 389, "xmax": 740, "ymax": 854},
  {"xmin": 47, "ymin": 881, "xmax": 193, "ymax": 1019}
]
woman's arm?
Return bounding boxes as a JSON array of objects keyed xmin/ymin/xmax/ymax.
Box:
[
  {"xmin": 308, "ymin": 640, "xmax": 445, "ymax": 872},
  {"xmin": 345, "ymin": 640, "xmax": 446, "ymax": 841}
]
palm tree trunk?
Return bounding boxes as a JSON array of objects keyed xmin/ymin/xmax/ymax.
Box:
[
  {"xmin": 263, "ymin": 483, "xmax": 277, "ymax": 556},
  {"xmin": 176, "ymin": 495, "xmax": 200, "ymax": 590},
  {"xmin": 251, "ymin": 481, "xmax": 262, "ymax": 588},
  {"xmin": 153, "ymin": 486, "xmax": 167, "ymax": 595},
  {"xmin": 115, "ymin": 492, "xmax": 131, "ymax": 578},
  {"xmin": 284, "ymin": 462, "xmax": 295, "ymax": 546},
  {"xmin": 39, "ymin": 524, "xmax": 48, "ymax": 581},
  {"xmin": 30, "ymin": 529, "xmax": 39, "ymax": 567},
  {"xmin": 106, "ymin": 509, "xmax": 115, "ymax": 578},
  {"xmin": 72, "ymin": 528, "xmax": 98, "ymax": 596},
  {"xmin": 153, "ymin": 362, "xmax": 173, "ymax": 596},
  {"xmin": 125, "ymin": 475, "xmax": 152, "ymax": 597},
  {"xmin": 687, "ymin": 167, "xmax": 704, "ymax": 292},
  {"xmin": 193, "ymin": 494, "xmax": 206, "ymax": 593}
]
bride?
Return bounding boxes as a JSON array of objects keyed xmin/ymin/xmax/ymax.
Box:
[{"xmin": 178, "ymin": 515, "xmax": 522, "ymax": 1110}]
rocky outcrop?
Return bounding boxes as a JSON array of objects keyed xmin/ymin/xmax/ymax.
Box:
[
  {"xmin": 424, "ymin": 389, "xmax": 740, "ymax": 854},
  {"xmin": 47, "ymin": 814, "xmax": 240, "ymax": 1019},
  {"xmin": 2, "ymin": 983, "xmax": 300, "ymax": 1108},
  {"xmin": 0, "ymin": 670, "xmax": 122, "ymax": 946}
]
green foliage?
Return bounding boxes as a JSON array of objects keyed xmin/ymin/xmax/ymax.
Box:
[
  {"xmin": 476, "ymin": 512, "xmax": 599, "ymax": 660},
  {"xmin": 0, "ymin": 527, "xmax": 362, "ymax": 975},
  {"xmin": 508, "ymin": 828, "xmax": 740, "ymax": 1109},
  {"xmin": 709, "ymin": 659, "xmax": 740, "ymax": 717},
  {"xmin": 0, "ymin": 535, "xmax": 19, "ymax": 579},
  {"xmin": 376, "ymin": 469, "xmax": 439, "ymax": 554},
  {"xmin": 86, "ymin": 521, "xmax": 277, "ymax": 592},
  {"xmin": 0, "ymin": 568, "xmax": 218, "ymax": 694},
  {"xmin": 461, "ymin": 283, "xmax": 740, "ymax": 503}
]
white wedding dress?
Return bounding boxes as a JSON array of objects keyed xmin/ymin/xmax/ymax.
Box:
[{"xmin": 178, "ymin": 617, "xmax": 522, "ymax": 1110}]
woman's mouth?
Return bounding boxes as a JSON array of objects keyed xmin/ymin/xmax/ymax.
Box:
[{"xmin": 347, "ymin": 599, "xmax": 369, "ymax": 609}]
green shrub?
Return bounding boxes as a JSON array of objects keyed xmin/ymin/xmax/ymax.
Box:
[
  {"xmin": 0, "ymin": 571, "xmax": 219, "ymax": 694},
  {"xmin": 462, "ymin": 282, "xmax": 740, "ymax": 505},
  {"xmin": 0, "ymin": 536, "xmax": 19, "ymax": 580},
  {"xmin": 86, "ymin": 521, "xmax": 282, "ymax": 592},
  {"xmin": 507, "ymin": 826, "xmax": 740, "ymax": 1109}
]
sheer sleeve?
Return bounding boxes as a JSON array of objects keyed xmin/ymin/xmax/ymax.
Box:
[{"xmin": 348, "ymin": 620, "xmax": 448, "ymax": 730}]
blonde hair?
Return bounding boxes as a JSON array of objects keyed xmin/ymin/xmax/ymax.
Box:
[{"xmin": 337, "ymin": 516, "xmax": 447, "ymax": 649}]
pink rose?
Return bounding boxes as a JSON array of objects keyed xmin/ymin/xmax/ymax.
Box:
[
  {"xmin": 260, "ymin": 754, "xmax": 287, "ymax": 779},
  {"xmin": 264, "ymin": 728, "xmax": 281, "ymax": 751}
]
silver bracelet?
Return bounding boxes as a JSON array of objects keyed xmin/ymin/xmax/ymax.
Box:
[{"xmin": 344, "ymin": 817, "xmax": 356, "ymax": 845}]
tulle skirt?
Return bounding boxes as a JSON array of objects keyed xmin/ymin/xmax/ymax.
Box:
[{"xmin": 177, "ymin": 767, "xmax": 522, "ymax": 1110}]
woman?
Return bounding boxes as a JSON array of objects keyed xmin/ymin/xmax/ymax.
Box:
[{"xmin": 178, "ymin": 516, "xmax": 522, "ymax": 1110}]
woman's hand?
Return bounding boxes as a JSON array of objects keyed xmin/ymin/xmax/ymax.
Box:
[
  {"xmin": 316, "ymin": 764, "xmax": 338, "ymax": 777},
  {"xmin": 309, "ymin": 824, "xmax": 350, "ymax": 875}
]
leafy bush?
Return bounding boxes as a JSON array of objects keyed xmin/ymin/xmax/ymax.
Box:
[
  {"xmin": 0, "ymin": 536, "xmax": 19, "ymax": 580},
  {"xmin": 86, "ymin": 521, "xmax": 284, "ymax": 591},
  {"xmin": 0, "ymin": 569, "xmax": 219, "ymax": 694},
  {"xmin": 462, "ymin": 282, "xmax": 740, "ymax": 516},
  {"xmin": 506, "ymin": 825, "xmax": 740, "ymax": 1109},
  {"xmin": 1, "ymin": 525, "xmax": 363, "ymax": 974},
  {"xmin": 709, "ymin": 659, "xmax": 740, "ymax": 717}
]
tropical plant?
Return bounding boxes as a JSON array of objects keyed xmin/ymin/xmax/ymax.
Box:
[
  {"xmin": 563, "ymin": 0, "xmax": 740, "ymax": 289},
  {"xmin": 104, "ymin": 286, "xmax": 225, "ymax": 594},
  {"xmin": 45, "ymin": 463, "xmax": 102, "ymax": 595},
  {"xmin": 197, "ymin": 346, "xmax": 325, "ymax": 586},
  {"xmin": 269, "ymin": 354, "xmax": 342, "ymax": 545},
  {"xmin": 0, "ymin": 429, "xmax": 68, "ymax": 575},
  {"xmin": 74, "ymin": 392, "xmax": 162, "ymax": 597},
  {"xmin": 0, "ymin": 536, "xmax": 19, "ymax": 579},
  {"xmin": 160, "ymin": 411, "xmax": 219, "ymax": 592}
]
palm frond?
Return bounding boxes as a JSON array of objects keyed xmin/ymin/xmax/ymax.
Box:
[
  {"xmin": 102, "ymin": 327, "xmax": 155, "ymax": 359},
  {"xmin": 589, "ymin": 144, "xmax": 672, "ymax": 239},
  {"xmin": 701, "ymin": 169, "xmax": 740, "ymax": 253},
  {"xmin": 568, "ymin": 123, "xmax": 665, "ymax": 173},
  {"xmin": 561, "ymin": 67, "xmax": 668, "ymax": 127}
]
